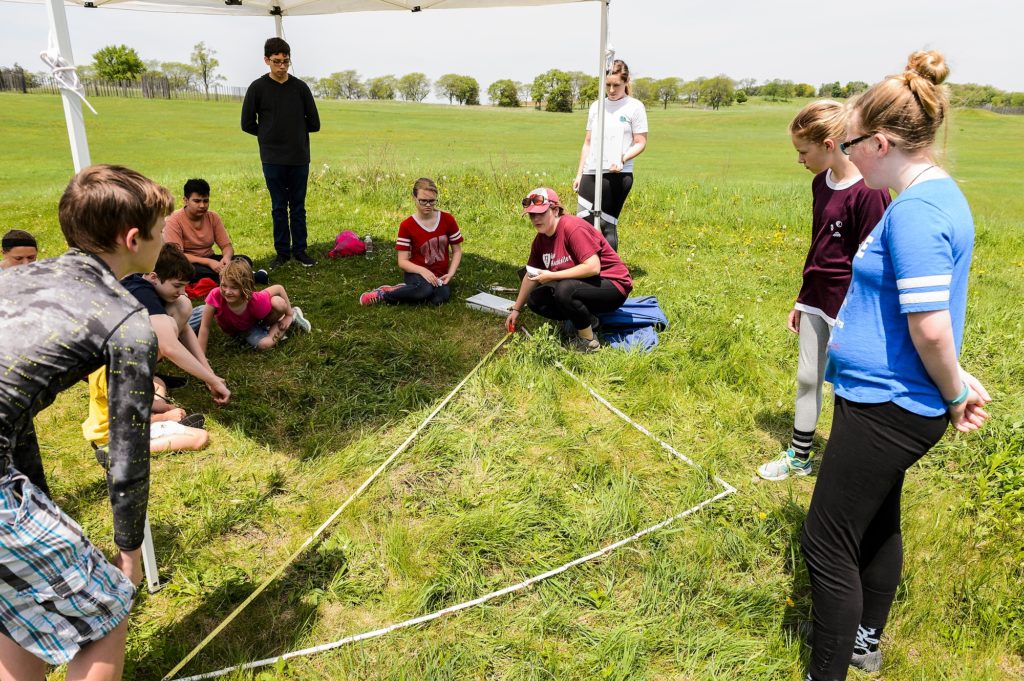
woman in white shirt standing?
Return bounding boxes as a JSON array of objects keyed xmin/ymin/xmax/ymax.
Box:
[{"xmin": 572, "ymin": 59, "xmax": 648, "ymax": 252}]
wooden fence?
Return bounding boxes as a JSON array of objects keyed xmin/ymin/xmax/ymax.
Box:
[{"xmin": 1, "ymin": 71, "xmax": 246, "ymax": 101}]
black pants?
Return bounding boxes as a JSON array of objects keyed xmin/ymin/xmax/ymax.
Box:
[
  {"xmin": 577, "ymin": 172, "xmax": 634, "ymax": 251},
  {"xmin": 381, "ymin": 272, "xmax": 451, "ymax": 306},
  {"xmin": 801, "ymin": 397, "xmax": 947, "ymax": 680},
  {"xmin": 527, "ymin": 277, "xmax": 625, "ymax": 330},
  {"xmin": 262, "ymin": 163, "xmax": 309, "ymax": 257},
  {"xmin": 190, "ymin": 254, "xmax": 253, "ymax": 284}
]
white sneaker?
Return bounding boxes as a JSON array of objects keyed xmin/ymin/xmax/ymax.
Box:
[
  {"xmin": 757, "ymin": 448, "xmax": 812, "ymax": 481},
  {"xmin": 292, "ymin": 306, "xmax": 312, "ymax": 333}
]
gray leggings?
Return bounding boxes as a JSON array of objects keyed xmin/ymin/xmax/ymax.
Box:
[{"xmin": 794, "ymin": 312, "xmax": 831, "ymax": 434}]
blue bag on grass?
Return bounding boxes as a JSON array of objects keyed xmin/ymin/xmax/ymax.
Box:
[
  {"xmin": 564, "ymin": 296, "xmax": 669, "ymax": 352},
  {"xmin": 596, "ymin": 295, "xmax": 669, "ymax": 331}
]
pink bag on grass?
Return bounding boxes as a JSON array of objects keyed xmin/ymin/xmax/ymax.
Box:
[{"xmin": 327, "ymin": 230, "xmax": 366, "ymax": 258}]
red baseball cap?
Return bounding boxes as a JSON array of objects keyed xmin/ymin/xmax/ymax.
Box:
[{"xmin": 522, "ymin": 187, "xmax": 561, "ymax": 214}]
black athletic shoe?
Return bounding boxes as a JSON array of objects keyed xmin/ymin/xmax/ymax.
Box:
[
  {"xmin": 254, "ymin": 268, "xmax": 270, "ymax": 285},
  {"xmin": 268, "ymin": 254, "xmax": 291, "ymax": 269},
  {"xmin": 179, "ymin": 413, "xmax": 206, "ymax": 429},
  {"xmin": 293, "ymin": 250, "xmax": 317, "ymax": 267},
  {"xmin": 156, "ymin": 373, "xmax": 188, "ymax": 390}
]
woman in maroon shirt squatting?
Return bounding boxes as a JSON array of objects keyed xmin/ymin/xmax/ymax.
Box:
[{"xmin": 505, "ymin": 187, "xmax": 632, "ymax": 353}]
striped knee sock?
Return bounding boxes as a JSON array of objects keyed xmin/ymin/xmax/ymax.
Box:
[{"xmin": 790, "ymin": 428, "xmax": 814, "ymax": 460}]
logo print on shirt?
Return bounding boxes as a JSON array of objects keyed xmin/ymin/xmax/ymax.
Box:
[
  {"xmin": 543, "ymin": 253, "xmax": 552, "ymax": 268},
  {"xmin": 830, "ymin": 219, "xmax": 843, "ymax": 239},
  {"xmin": 855, "ymin": 235, "xmax": 874, "ymax": 259},
  {"xmin": 419, "ymin": 235, "xmax": 449, "ymax": 266}
]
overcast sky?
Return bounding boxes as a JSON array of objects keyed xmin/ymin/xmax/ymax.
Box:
[{"xmin": 1, "ymin": 0, "xmax": 1019, "ymax": 96}]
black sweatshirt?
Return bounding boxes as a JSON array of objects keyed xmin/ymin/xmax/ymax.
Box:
[{"xmin": 241, "ymin": 74, "xmax": 320, "ymax": 166}]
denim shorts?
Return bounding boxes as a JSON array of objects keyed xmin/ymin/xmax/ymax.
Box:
[
  {"xmin": 0, "ymin": 468, "xmax": 136, "ymax": 665},
  {"xmin": 238, "ymin": 323, "xmax": 271, "ymax": 349}
]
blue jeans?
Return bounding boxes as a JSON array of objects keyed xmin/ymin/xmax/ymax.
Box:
[
  {"xmin": 262, "ymin": 163, "xmax": 309, "ymax": 257},
  {"xmin": 380, "ymin": 272, "xmax": 451, "ymax": 306}
]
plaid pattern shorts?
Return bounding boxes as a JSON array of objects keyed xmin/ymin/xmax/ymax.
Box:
[{"xmin": 0, "ymin": 467, "xmax": 136, "ymax": 665}]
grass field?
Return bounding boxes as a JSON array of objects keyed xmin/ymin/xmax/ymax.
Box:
[{"xmin": 2, "ymin": 93, "xmax": 1023, "ymax": 680}]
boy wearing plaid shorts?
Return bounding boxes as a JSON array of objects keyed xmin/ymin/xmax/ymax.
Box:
[{"xmin": 0, "ymin": 165, "xmax": 173, "ymax": 680}]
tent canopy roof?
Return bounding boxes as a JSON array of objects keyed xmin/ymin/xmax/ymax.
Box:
[{"xmin": 4, "ymin": 0, "xmax": 595, "ymax": 17}]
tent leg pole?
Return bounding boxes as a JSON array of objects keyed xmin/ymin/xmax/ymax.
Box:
[
  {"xmin": 45, "ymin": 0, "xmax": 91, "ymax": 172},
  {"xmin": 593, "ymin": 0, "xmax": 608, "ymax": 236},
  {"xmin": 274, "ymin": 14, "xmax": 284, "ymax": 38}
]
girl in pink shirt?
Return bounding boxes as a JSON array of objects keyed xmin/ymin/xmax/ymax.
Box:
[{"xmin": 197, "ymin": 259, "xmax": 310, "ymax": 351}]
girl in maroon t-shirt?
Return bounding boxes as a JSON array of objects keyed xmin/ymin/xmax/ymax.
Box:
[
  {"xmin": 506, "ymin": 187, "xmax": 632, "ymax": 353},
  {"xmin": 359, "ymin": 177, "xmax": 464, "ymax": 307},
  {"xmin": 757, "ymin": 101, "xmax": 891, "ymax": 481}
]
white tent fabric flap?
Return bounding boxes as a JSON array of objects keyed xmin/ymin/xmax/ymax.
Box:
[{"xmin": 5, "ymin": 0, "xmax": 595, "ymax": 17}]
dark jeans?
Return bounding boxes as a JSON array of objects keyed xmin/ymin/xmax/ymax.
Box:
[
  {"xmin": 190, "ymin": 254, "xmax": 253, "ymax": 284},
  {"xmin": 577, "ymin": 172, "xmax": 634, "ymax": 251},
  {"xmin": 801, "ymin": 397, "xmax": 947, "ymax": 680},
  {"xmin": 381, "ymin": 272, "xmax": 451, "ymax": 306},
  {"xmin": 527, "ymin": 277, "xmax": 626, "ymax": 330},
  {"xmin": 262, "ymin": 163, "xmax": 309, "ymax": 257}
]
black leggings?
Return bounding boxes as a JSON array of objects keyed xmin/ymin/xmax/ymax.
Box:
[
  {"xmin": 527, "ymin": 277, "xmax": 626, "ymax": 330},
  {"xmin": 801, "ymin": 397, "xmax": 947, "ymax": 680},
  {"xmin": 577, "ymin": 172, "xmax": 634, "ymax": 251},
  {"xmin": 190, "ymin": 254, "xmax": 253, "ymax": 284},
  {"xmin": 380, "ymin": 272, "xmax": 451, "ymax": 306}
]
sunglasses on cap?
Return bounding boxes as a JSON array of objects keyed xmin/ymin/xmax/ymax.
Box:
[{"xmin": 522, "ymin": 194, "xmax": 552, "ymax": 207}]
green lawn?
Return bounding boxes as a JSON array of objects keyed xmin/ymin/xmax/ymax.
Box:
[{"xmin": 2, "ymin": 94, "xmax": 1023, "ymax": 680}]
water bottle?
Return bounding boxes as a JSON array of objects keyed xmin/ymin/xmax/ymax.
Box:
[{"xmin": 364, "ymin": 235, "xmax": 374, "ymax": 258}]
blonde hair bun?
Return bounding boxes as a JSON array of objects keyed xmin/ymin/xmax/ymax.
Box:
[{"xmin": 905, "ymin": 50, "xmax": 949, "ymax": 87}]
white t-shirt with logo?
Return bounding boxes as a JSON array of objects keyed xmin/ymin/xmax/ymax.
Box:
[{"xmin": 584, "ymin": 96, "xmax": 649, "ymax": 174}]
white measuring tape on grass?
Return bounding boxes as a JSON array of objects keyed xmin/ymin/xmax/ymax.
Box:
[{"xmin": 168, "ymin": 329, "xmax": 735, "ymax": 680}]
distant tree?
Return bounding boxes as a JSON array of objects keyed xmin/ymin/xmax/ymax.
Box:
[
  {"xmin": 530, "ymin": 74, "xmax": 547, "ymax": 109},
  {"xmin": 844, "ymin": 80, "xmax": 870, "ymax": 97},
  {"xmin": 818, "ymin": 81, "xmax": 841, "ymax": 98},
  {"xmin": 160, "ymin": 61, "xmax": 198, "ymax": 90},
  {"xmin": 680, "ymin": 77, "xmax": 704, "ymax": 106},
  {"xmin": 13, "ymin": 62, "xmax": 39, "ymax": 88},
  {"xmin": 367, "ymin": 75, "xmax": 398, "ymax": 100},
  {"xmin": 736, "ymin": 77, "xmax": 758, "ymax": 96},
  {"xmin": 92, "ymin": 44, "xmax": 145, "ymax": 81},
  {"xmin": 794, "ymin": 82, "xmax": 816, "ymax": 98},
  {"xmin": 630, "ymin": 77, "xmax": 658, "ymax": 107},
  {"xmin": 529, "ymin": 69, "xmax": 573, "ymax": 112},
  {"xmin": 701, "ymin": 75, "xmax": 735, "ymax": 110},
  {"xmin": 456, "ymin": 75, "xmax": 480, "ymax": 105},
  {"xmin": 435, "ymin": 73, "xmax": 461, "ymax": 104},
  {"xmin": 735, "ymin": 89, "xmax": 748, "ymax": 104},
  {"xmin": 762, "ymin": 79, "xmax": 795, "ymax": 101},
  {"xmin": 191, "ymin": 42, "xmax": 224, "ymax": 98},
  {"xmin": 397, "ymin": 72, "xmax": 431, "ymax": 101},
  {"xmin": 654, "ymin": 77, "xmax": 683, "ymax": 109},
  {"xmin": 487, "ymin": 79, "xmax": 521, "ymax": 107},
  {"xmin": 577, "ymin": 75, "xmax": 599, "ymax": 108},
  {"xmin": 314, "ymin": 77, "xmax": 341, "ymax": 99},
  {"xmin": 329, "ymin": 70, "xmax": 364, "ymax": 99},
  {"xmin": 517, "ymin": 81, "xmax": 533, "ymax": 107},
  {"xmin": 567, "ymin": 70, "xmax": 594, "ymax": 109}
]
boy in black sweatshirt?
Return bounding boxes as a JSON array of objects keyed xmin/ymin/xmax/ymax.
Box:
[{"xmin": 241, "ymin": 37, "xmax": 320, "ymax": 269}]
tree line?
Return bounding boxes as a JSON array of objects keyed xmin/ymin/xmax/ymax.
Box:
[{"xmin": 4, "ymin": 44, "xmax": 1022, "ymax": 112}]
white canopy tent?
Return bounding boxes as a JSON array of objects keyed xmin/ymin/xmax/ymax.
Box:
[
  {"xmin": 9, "ymin": 0, "xmax": 616, "ymax": 229},
  {"xmin": 3, "ymin": 0, "xmax": 615, "ymax": 593}
]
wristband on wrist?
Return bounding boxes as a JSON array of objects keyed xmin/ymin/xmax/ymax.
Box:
[{"xmin": 945, "ymin": 382, "xmax": 970, "ymax": 407}]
